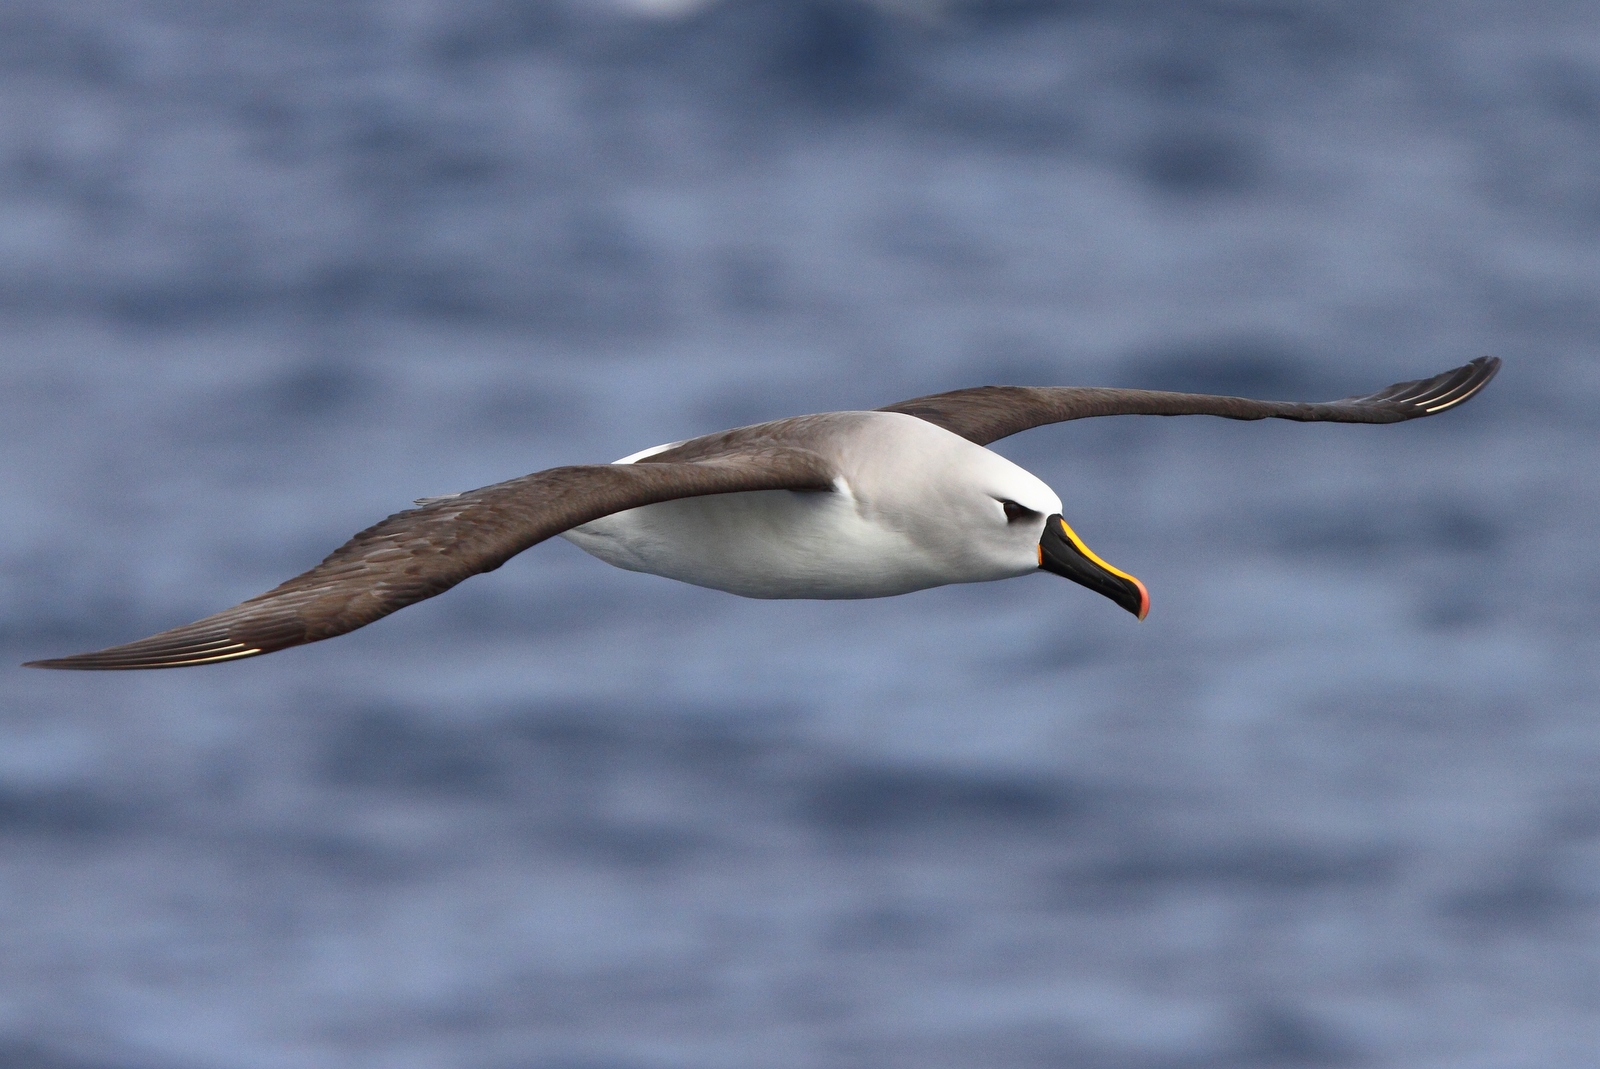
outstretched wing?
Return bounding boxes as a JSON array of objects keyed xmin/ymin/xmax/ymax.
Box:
[
  {"xmin": 25, "ymin": 449, "xmax": 834, "ymax": 670},
  {"xmin": 878, "ymin": 356, "xmax": 1500, "ymax": 446}
]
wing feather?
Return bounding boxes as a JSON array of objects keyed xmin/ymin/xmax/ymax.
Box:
[
  {"xmin": 26, "ymin": 449, "xmax": 834, "ymax": 669},
  {"xmin": 878, "ymin": 356, "xmax": 1500, "ymax": 446}
]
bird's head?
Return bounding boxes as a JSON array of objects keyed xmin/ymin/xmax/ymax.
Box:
[
  {"xmin": 946, "ymin": 449, "xmax": 1148, "ymax": 620},
  {"xmin": 977, "ymin": 482, "xmax": 1147, "ymax": 621},
  {"xmin": 851, "ymin": 413, "xmax": 1148, "ymax": 617}
]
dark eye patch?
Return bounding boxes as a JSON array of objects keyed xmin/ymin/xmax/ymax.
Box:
[{"xmin": 1000, "ymin": 500, "xmax": 1038, "ymax": 523}]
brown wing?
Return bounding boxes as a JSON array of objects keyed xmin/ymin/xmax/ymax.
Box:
[
  {"xmin": 25, "ymin": 449, "xmax": 834, "ymax": 670},
  {"xmin": 878, "ymin": 356, "xmax": 1500, "ymax": 446}
]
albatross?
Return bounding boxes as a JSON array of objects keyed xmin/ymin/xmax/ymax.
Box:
[{"xmin": 25, "ymin": 356, "xmax": 1499, "ymax": 670}]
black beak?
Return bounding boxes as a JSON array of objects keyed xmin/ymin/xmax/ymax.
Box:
[{"xmin": 1038, "ymin": 514, "xmax": 1149, "ymax": 620}]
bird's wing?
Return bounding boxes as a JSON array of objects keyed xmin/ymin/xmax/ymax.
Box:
[
  {"xmin": 877, "ymin": 356, "xmax": 1500, "ymax": 446},
  {"xmin": 25, "ymin": 448, "xmax": 835, "ymax": 670}
]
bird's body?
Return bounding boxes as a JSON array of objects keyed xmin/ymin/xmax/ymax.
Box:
[
  {"xmin": 24, "ymin": 356, "xmax": 1500, "ymax": 669},
  {"xmin": 563, "ymin": 411, "xmax": 1060, "ymax": 599}
]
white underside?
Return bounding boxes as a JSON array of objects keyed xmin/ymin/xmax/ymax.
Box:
[
  {"xmin": 559, "ymin": 412, "xmax": 1062, "ymax": 600},
  {"xmin": 562, "ymin": 485, "xmax": 956, "ymax": 599}
]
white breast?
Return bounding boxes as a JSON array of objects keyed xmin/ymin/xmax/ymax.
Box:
[
  {"xmin": 563, "ymin": 483, "xmax": 951, "ymax": 599},
  {"xmin": 560, "ymin": 411, "xmax": 1061, "ymax": 600}
]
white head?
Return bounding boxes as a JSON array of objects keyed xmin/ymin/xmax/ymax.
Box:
[
  {"xmin": 841, "ymin": 413, "xmax": 1060, "ymax": 580},
  {"xmin": 844, "ymin": 412, "xmax": 1146, "ymax": 616}
]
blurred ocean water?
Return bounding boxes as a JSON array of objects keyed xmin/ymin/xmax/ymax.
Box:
[{"xmin": 2, "ymin": 1, "xmax": 1598, "ymax": 1066}]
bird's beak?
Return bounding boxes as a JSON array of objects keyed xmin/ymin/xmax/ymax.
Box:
[{"xmin": 1037, "ymin": 514, "xmax": 1149, "ymax": 620}]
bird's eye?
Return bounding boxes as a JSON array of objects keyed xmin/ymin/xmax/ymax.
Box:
[{"xmin": 1000, "ymin": 500, "xmax": 1036, "ymax": 523}]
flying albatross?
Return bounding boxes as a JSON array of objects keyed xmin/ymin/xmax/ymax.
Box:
[{"xmin": 25, "ymin": 356, "xmax": 1499, "ymax": 670}]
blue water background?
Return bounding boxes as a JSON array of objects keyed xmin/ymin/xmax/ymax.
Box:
[{"xmin": 2, "ymin": 2, "xmax": 1597, "ymax": 1065}]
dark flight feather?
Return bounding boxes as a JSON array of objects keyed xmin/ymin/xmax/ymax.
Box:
[
  {"xmin": 25, "ymin": 450, "xmax": 834, "ymax": 669},
  {"xmin": 877, "ymin": 356, "xmax": 1500, "ymax": 446}
]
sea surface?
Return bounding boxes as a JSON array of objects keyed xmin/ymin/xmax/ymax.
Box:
[{"xmin": 2, "ymin": 2, "xmax": 1598, "ymax": 1066}]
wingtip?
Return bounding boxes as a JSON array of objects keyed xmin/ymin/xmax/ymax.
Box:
[
  {"xmin": 1350, "ymin": 355, "xmax": 1501, "ymax": 418},
  {"xmin": 1462, "ymin": 354, "xmax": 1501, "ymax": 385},
  {"xmin": 22, "ymin": 654, "xmax": 103, "ymax": 671},
  {"xmin": 1422, "ymin": 354, "xmax": 1500, "ymax": 413},
  {"xmin": 21, "ymin": 628, "xmax": 270, "ymax": 670},
  {"xmin": 22, "ymin": 646, "xmax": 267, "ymax": 670},
  {"xmin": 21, "ymin": 653, "xmax": 101, "ymax": 670}
]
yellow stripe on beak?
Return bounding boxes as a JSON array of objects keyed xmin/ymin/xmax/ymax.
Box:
[{"xmin": 1056, "ymin": 517, "xmax": 1149, "ymax": 620}]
